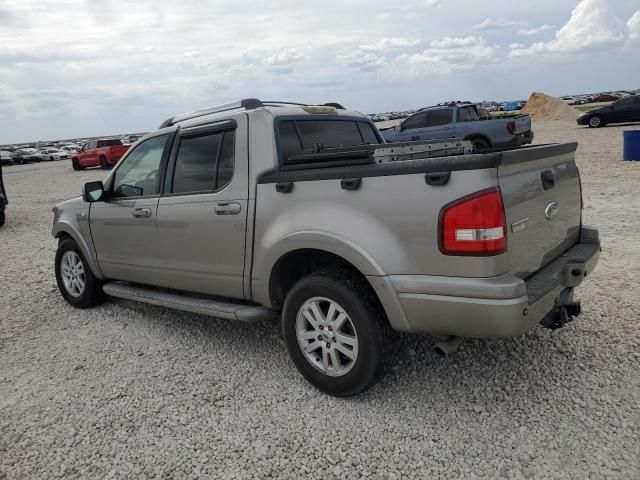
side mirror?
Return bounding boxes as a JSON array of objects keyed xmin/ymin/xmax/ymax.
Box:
[{"xmin": 83, "ymin": 181, "xmax": 105, "ymax": 202}]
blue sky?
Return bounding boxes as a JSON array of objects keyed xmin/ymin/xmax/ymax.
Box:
[{"xmin": 1, "ymin": 0, "xmax": 639, "ymax": 143}]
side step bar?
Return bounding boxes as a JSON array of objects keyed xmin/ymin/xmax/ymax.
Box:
[{"xmin": 103, "ymin": 282, "xmax": 274, "ymax": 322}]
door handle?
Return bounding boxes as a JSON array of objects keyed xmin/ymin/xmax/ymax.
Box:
[
  {"xmin": 132, "ymin": 207, "xmax": 152, "ymax": 218},
  {"xmin": 214, "ymin": 202, "xmax": 241, "ymax": 215}
]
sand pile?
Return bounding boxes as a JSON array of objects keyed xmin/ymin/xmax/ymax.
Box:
[{"xmin": 521, "ymin": 92, "xmax": 580, "ymax": 121}]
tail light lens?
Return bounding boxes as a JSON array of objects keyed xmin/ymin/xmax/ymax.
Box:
[
  {"xmin": 438, "ymin": 187, "xmax": 507, "ymax": 256},
  {"xmin": 506, "ymin": 121, "xmax": 516, "ymax": 135}
]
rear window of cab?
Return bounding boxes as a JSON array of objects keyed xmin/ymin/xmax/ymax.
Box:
[{"xmin": 277, "ymin": 119, "xmax": 381, "ymax": 166}]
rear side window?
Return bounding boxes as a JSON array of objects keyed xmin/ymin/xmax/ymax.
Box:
[
  {"xmin": 171, "ymin": 130, "xmax": 235, "ymax": 194},
  {"xmin": 428, "ymin": 109, "xmax": 453, "ymax": 126},
  {"xmin": 457, "ymin": 107, "xmax": 479, "ymax": 122},
  {"xmin": 97, "ymin": 139, "xmax": 123, "ymax": 147},
  {"xmin": 277, "ymin": 119, "xmax": 380, "ymax": 165}
]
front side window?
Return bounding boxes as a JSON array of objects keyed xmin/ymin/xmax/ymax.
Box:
[
  {"xmin": 171, "ymin": 130, "xmax": 235, "ymax": 194},
  {"xmin": 401, "ymin": 112, "xmax": 428, "ymax": 130},
  {"xmin": 613, "ymin": 97, "xmax": 634, "ymax": 107},
  {"xmin": 112, "ymin": 134, "xmax": 168, "ymax": 197},
  {"xmin": 428, "ymin": 109, "xmax": 454, "ymax": 126}
]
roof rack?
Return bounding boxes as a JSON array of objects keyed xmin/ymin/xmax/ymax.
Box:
[{"xmin": 159, "ymin": 99, "xmax": 346, "ymax": 128}]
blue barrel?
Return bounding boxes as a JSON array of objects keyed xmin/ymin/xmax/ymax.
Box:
[{"xmin": 623, "ymin": 130, "xmax": 640, "ymax": 161}]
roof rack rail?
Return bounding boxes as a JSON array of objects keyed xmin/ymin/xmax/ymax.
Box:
[{"xmin": 158, "ymin": 98, "xmax": 347, "ymax": 128}]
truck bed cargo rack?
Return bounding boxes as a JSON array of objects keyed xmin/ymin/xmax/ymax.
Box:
[
  {"xmin": 159, "ymin": 99, "xmax": 346, "ymax": 128},
  {"xmin": 281, "ymin": 139, "xmax": 474, "ymax": 171}
]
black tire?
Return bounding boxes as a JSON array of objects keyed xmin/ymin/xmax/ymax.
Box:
[
  {"xmin": 471, "ymin": 138, "xmax": 491, "ymax": 152},
  {"xmin": 49, "ymin": 156, "xmax": 54, "ymax": 162},
  {"xmin": 72, "ymin": 159, "xmax": 81, "ymax": 171},
  {"xmin": 282, "ymin": 268, "xmax": 391, "ymax": 397},
  {"xmin": 99, "ymin": 156, "xmax": 109, "ymax": 169},
  {"xmin": 55, "ymin": 237, "xmax": 104, "ymax": 308},
  {"xmin": 0, "ymin": 210, "xmax": 5, "ymax": 227},
  {"xmin": 588, "ymin": 115, "xmax": 604, "ymax": 128}
]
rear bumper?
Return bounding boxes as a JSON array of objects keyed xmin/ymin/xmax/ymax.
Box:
[{"xmin": 371, "ymin": 226, "xmax": 600, "ymax": 337}]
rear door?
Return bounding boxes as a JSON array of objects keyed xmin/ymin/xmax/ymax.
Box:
[
  {"xmin": 498, "ymin": 144, "xmax": 582, "ymax": 278},
  {"xmin": 424, "ymin": 108, "xmax": 455, "ymax": 140},
  {"xmin": 153, "ymin": 116, "xmax": 248, "ymax": 299}
]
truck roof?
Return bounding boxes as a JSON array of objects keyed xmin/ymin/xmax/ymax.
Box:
[{"xmin": 159, "ymin": 98, "xmax": 367, "ymax": 129}]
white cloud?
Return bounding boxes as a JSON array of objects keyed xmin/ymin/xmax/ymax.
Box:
[
  {"xmin": 262, "ymin": 48, "xmax": 303, "ymax": 66},
  {"xmin": 422, "ymin": 0, "xmax": 443, "ymax": 7},
  {"xmin": 360, "ymin": 37, "xmax": 419, "ymax": 52},
  {"xmin": 517, "ymin": 24, "xmax": 555, "ymax": 36},
  {"xmin": 398, "ymin": 36, "xmax": 495, "ymax": 74},
  {"xmin": 473, "ymin": 18, "xmax": 523, "ymax": 31},
  {"xmin": 628, "ymin": 11, "xmax": 640, "ymax": 40},
  {"xmin": 338, "ymin": 51, "xmax": 387, "ymax": 71},
  {"xmin": 510, "ymin": 0, "xmax": 627, "ymax": 57}
]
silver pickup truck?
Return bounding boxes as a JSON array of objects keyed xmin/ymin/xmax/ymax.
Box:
[
  {"xmin": 380, "ymin": 103, "xmax": 534, "ymax": 152},
  {"xmin": 52, "ymin": 99, "xmax": 600, "ymax": 396}
]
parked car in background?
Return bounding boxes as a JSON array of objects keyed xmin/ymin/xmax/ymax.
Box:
[
  {"xmin": 592, "ymin": 94, "xmax": 619, "ymax": 103},
  {"xmin": 0, "ymin": 150, "xmax": 14, "ymax": 166},
  {"xmin": 60, "ymin": 145, "xmax": 80, "ymax": 153},
  {"xmin": 12, "ymin": 148, "xmax": 42, "ymax": 164},
  {"xmin": 71, "ymin": 139, "xmax": 131, "ymax": 170},
  {"xmin": 577, "ymin": 94, "xmax": 640, "ymax": 128},
  {"xmin": 39, "ymin": 148, "xmax": 71, "ymax": 161},
  {"xmin": 380, "ymin": 102, "xmax": 533, "ymax": 151}
]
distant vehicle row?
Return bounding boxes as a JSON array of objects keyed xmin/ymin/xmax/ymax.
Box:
[
  {"xmin": 0, "ymin": 147, "xmax": 70, "ymax": 165},
  {"xmin": 578, "ymin": 94, "xmax": 640, "ymax": 128}
]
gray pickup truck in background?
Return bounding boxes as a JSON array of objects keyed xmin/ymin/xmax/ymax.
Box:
[
  {"xmin": 380, "ymin": 102, "xmax": 534, "ymax": 151},
  {"xmin": 52, "ymin": 99, "xmax": 599, "ymax": 396}
]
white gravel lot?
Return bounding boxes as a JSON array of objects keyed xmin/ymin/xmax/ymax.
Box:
[{"xmin": 1, "ymin": 121, "xmax": 639, "ymax": 479}]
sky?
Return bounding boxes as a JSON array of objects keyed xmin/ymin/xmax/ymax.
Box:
[{"xmin": 1, "ymin": 0, "xmax": 639, "ymax": 144}]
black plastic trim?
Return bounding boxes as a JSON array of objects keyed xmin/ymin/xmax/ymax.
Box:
[
  {"xmin": 341, "ymin": 178, "xmax": 362, "ymax": 190},
  {"xmin": 425, "ymin": 171, "xmax": 451, "ymax": 186},
  {"xmin": 258, "ymin": 153, "xmax": 502, "ymax": 184},
  {"xmin": 276, "ymin": 182, "xmax": 294, "ymax": 193}
]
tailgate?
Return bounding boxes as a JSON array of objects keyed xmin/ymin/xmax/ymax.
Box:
[
  {"xmin": 513, "ymin": 115, "xmax": 531, "ymax": 134},
  {"xmin": 498, "ymin": 143, "xmax": 581, "ymax": 278}
]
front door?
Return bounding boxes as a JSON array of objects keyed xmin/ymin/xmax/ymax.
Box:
[
  {"xmin": 396, "ymin": 111, "xmax": 429, "ymax": 142},
  {"xmin": 90, "ymin": 133, "xmax": 172, "ymax": 283},
  {"xmin": 154, "ymin": 117, "xmax": 248, "ymax": 300},
  {"xmin": 423, "ymin": 107, "xmax": 455, "ymax": 140}
]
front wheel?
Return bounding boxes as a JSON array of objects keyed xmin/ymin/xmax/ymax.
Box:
[
  {"xmin": 282, "ymin": 269, "xmax": 389, "ymax": 396},
  {"xmin": 588, "ymin": 115, "xmax": 604, "ymax": 128},
  {"xmin": 72, "ymin": 159, "xmax": 81, "ymax": 171},
  {"xmin": 471, "ymin": 138, "xmax": 491, "ymax": 152},
  {"xmin": 55, "ymin": 238, "xmax": 104, "ymax": 308},
  {"xmin": 99, "ymin": 156, "xmax": 109, "ymax": 169},
  {"xmin": 0, "ymin": 210, "xmax": 5, "ymax": 227}
]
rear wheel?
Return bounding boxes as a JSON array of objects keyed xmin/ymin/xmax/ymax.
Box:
[
  {"xmin": 282, "ymin": 269, "xmax": 390, "ymax": 396},
  {"xmin": 0, "ymin": 211, "xmax": 5, "ymax": 227},
  {"xmin": 72, "ymin": 159, "xmax": 81, "ymax": 171},
  {"xmin": 588, "ymin": 115, "xmax": 604, "ymax": 128},
  {"xmin": 99, "ymin": 156, "xmax": 109, "ymax": 169},
  {"xmin": 55, "ymin": 238, "xmax": 104, "ymax": 308},
  {"xmin": 470, "ymin": 137, "xmax": 491, "ymax": 152}
]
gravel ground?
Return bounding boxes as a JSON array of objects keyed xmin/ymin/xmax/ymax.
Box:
[{"xmin": 1, "ymin": 122, "xmax": 639, "ymax": 479}]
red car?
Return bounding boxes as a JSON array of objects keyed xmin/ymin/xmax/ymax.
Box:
[{"xmin": 72, "ymin": 139, "xmax": 130, "ymax": 170}]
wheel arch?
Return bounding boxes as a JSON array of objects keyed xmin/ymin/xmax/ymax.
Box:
[
  {"xmin": 464, "ymin": 133, "xmax": 492, "ymax": 148},
  {"xmin": 258, "ymin": 238, "xmax": 410, "ymax": 332},
  {"xmin": 53, "ymin": 222, "xmax": 105, "ymax": 279}
]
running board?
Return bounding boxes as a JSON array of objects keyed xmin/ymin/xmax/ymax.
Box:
[{"xmin": 103, "ymin": 282, "xmax": 274, "ymax": 322}]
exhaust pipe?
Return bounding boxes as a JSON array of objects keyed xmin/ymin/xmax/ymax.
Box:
[{"xmin": 434, "ymin": 336, "xmax": 463, "ymax": 355}]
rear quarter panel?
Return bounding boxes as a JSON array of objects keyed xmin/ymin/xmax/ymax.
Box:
[{"xmin": 251, "ymin": 168, "xmax": 508, "ymax": 307}]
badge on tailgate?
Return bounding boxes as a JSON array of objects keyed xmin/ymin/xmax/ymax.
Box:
[{"xmin": 511, "ymin": 218, "xmax": 528, "ymax": 233}]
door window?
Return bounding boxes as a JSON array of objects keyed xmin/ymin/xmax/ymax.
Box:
[
  {"xmin": 428, "ymin": 109, "xmax": 454, "ymax": 126},
  {"xmin": 401, "ymin": 112, "xmax": 428, "ymax": 130},
  {"xmin": 112, "ymin": 134, "xmax": 168, "ymax": 197},
  {"xmin": 457, "ymin": 106, "xmax": 478, "ymax": 122},
  {"xmin": 613, "ymin": 97, "xmax": 634, "ymax": 107},
  {"xmin": 171, "ymin": 130, "xmax": 235, "ymax": 194}
]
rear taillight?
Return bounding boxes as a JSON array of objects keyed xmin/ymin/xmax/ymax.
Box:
[
  {"xmin": 438, "ymin": 187, "xmax": 507, "ymax": 256},
  {"xmin": 506, "ymin": 121, "xmax": 516, "ymax": 135}
]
